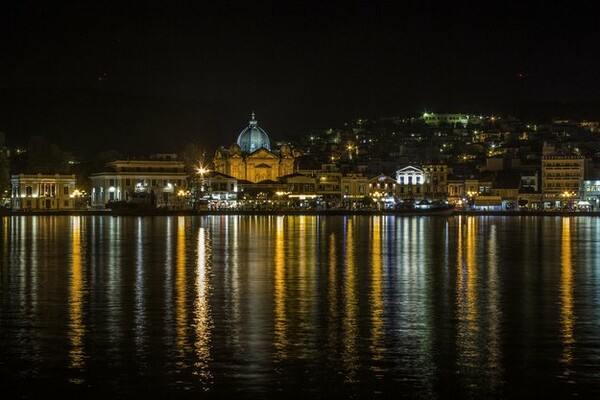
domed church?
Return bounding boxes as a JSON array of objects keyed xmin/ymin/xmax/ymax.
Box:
[{"xmin": 213, "ymin": 113, "xmax": 300, "ymax": 182}]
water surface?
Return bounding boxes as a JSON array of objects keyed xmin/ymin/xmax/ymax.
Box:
[{"xmin": 1, "ymin": 215, "xmax": 600, "ymax": 399}]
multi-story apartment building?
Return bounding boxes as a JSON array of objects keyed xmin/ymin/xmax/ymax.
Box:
[
  {"xmin": 89, "ymin": 154, "xmax": 188, "ymax": 209},
  {"xmin": 541, "ymin": 155, "xmax": 585, "ymax": 208},
  {"xmin": 11, "ymin": 173, "xmax": 77, "ymax": 210}
]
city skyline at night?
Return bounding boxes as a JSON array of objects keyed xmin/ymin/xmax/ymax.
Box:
[{"xmin": 2, "ymin": 1, "xmax": 600, "ymax": 154}]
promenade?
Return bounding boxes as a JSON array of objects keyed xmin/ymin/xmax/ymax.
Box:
[{"xmin": 3, "ymin": 208, "xmax": 600, "ymax": 217}]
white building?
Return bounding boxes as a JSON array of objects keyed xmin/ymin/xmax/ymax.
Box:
[
  {"xmin": 89, "ymin": 154, "xmax": 189, "ymax": 209},
  {"xmin": 396, "ymin": 165, "xmax": 424, "ymax": 199},
  {"xmin": 422, "ymin": 112, "xmax": 470, "ymax": 127}
]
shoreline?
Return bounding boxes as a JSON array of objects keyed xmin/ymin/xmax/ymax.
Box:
[{"xmin": 2, "ymin": 209, "xmax": 600, "ymax": 217}]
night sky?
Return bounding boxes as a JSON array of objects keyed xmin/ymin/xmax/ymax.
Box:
[{"xmin": 1, "ymin": 1, "xmax": 599, "ymax": 155}]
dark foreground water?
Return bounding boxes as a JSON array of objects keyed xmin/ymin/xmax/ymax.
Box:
[{"xmin": 1, "ymin": 215, "xmax": 600, "ymax": 399}]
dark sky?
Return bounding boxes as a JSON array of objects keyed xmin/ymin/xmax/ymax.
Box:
[{"xmin": 1, "ymin": 1, "xmax": 599, "ymax": 155}]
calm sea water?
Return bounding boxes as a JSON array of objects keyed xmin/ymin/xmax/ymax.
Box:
[{"xmin": 1, "ymin": 215, "xmax": 600, "ymax": 399}]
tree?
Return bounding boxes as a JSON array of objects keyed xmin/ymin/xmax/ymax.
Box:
[
  {"xmin": 179, "ymin": 142, "xmax": 208, "ymax": 174},
  {"xmin": 25, "ymin": 136, "xmax": 72, "ymax": 174}
]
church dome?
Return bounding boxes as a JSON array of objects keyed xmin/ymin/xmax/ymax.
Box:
[{"xmin": 236, "ymin": 113, "xmax": 271, "ymax": 153}]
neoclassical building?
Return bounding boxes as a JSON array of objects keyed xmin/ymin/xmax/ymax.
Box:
[
  {"xmin": 11, "ymin": 173, "xmax": 77, "ymax": 210},
  {"xmin": 213, "ymin": 113, "xmax": 300, "ymax": 182}
]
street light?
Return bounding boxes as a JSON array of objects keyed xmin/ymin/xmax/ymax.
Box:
[
  {"xmin": 196, "ymin": 164, "xmax": 210, "ymax": 201},
  {"xmin": 561, "ymin": 190, "xmax": 575, "ymax": 210},
  {"xmin": 70, "ymin": 188, "xmax": 87, "ymax": 208}
]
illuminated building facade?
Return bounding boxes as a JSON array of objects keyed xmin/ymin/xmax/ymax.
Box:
[
  {"xmin": 422, "ymin": 112, "xmax": 469, "ymax": 127},
  {"xmin": 541, "ymin": 155, "xmax": 585, "ymax": 208},
  {"xmin": 340, "ymin": 173, "xmax": 368, "ymax": 202},
  {"xmin": 422, "ymin": 163, "xmax": 449, "ymax": 200},
  {"xmin": 89, "ymin": 154, "xmax": 188, "ymax": 208},
  {"xmin": 10, "ymin": 173, "xmax": 77, "ymax": 210},
  {"xmin": 213, "ymin": 114, "xmax": 299, "ymax": 183},
  {"xmin": 368, "ymin": 174, "xmax": 398, "ymax": 208},
  {"xmin": 395, "ymin": 165, "xmax": 424, "ymax": 199}
]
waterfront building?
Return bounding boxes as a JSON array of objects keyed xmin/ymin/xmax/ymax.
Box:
[
  {"xmin": 421, "ymin": 163, "xmax": 449, "ymax": 200},
  {"xmin": 368, "ymin": 174, "xmax": 398, "ymax": 209},
  {"xmin": 201, "ymin": 171, "xmax": 239, "ymax": 208},
  {"xmin": 473, "ymin": 195, "xmax": 503, "ymax": 211},
  {"xmin": 10, "ymin": 173, "xmax": 77, "ymax": 210},
  {"xmin": 581, "ymin": 180, "xmax": 600, "ymax": 210},
  {"xmin": 213, "ymin": 113, "xmax": 300, "ymax": 183},
  {"xmin": 315, "ymin": 167, "xmax": 342, "ymax": 202},
  {"xmin": 395, "ymin": 165, "xmax": 424, "ymax": 200},
  {"xmin": 89, "ymin": 154, "xmax": 188, "ymax": 209},
  {"xmin": 283, "ymin": 172, "xmax": 318, "ymax": 200},
  {"xmin": 237, "ymin": 179, "xmax": 287, "ymax": 209},
  {"xmin": 292, "ymin": 163, "xmax": 343, "ymax": 205},
  {"xmin": 447, "ymin": 176, "xmax": 466, "ymax": 205},
  {"xmin": 491, "ymin": 171, "xmax": 521, "ymax": 210},
  {"xmin": 541, "ymin": 155, "xmax": 585, "ymax": 208},
  {"xmin": 340, "ymin": 173, "xmax": 368, "ymax": 206}
]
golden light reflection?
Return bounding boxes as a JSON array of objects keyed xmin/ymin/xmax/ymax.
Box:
[
  {"xmin": 194, "ymin": 227, "xmax": 213, "ymax": 390},
  {"xmin": 342, "ymin": 218, "xmax": 358, "ymax": 382},
  {"xmin": 370, "ymin": 216, "xmax": 384, "ymax": 362},
  {"xmin": 298, "ymin": 216, "xmax": 308, "ymax": 328},
  {"xmin": 175, "ymin": 217, "xmax": 190, "ymax": 368},
  {"xmin": 560, "ymin": 218, "xmax": 575, "ymax": 374},
  {"xmin": 486, "ymin": 224, "xmax": 502, "ymax": 388},
  {"xmin": 327, "ymin": 232, "xmax": 338, "ymax": 351},
  {"xmin": 456, "ymin": 216, "xmax": 479, "ymax": 370},
  {"xmin": 69, "ymin": 216, "xmax": 85, "ymax": 374},
  {"xmin": 274, "ymin": 216, "xmax": 288, "ymax": 361}
]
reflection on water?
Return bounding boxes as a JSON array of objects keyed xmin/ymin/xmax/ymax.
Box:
[
  {"xmin": 134, "ymin": 219, "xmax": 147, "ymax": 363},
  {"xmin": 1, "ymin": 215, "xmax": 600, "ymax": 399},
  {"xmin": 69, "ymin": 217, "xmax": 85, "ymax": 377},
  {"xmin": 273, "ymin": 217, "xmax": 287, "ymax": 363},
  {"xmin": 342, "ymin": 218, "xmax": 358, "ymax": 383},
  {"xmin": 194, "ymin": 227, "xmax": 213, "ymax": 390},
  {"xmin": 175, "ymin": 216, "xmax": 189, "ymax": 372},
  {"xmin": 455, "ymin": 216, "xmax": 480, "ymax": 390},
  {"xmin": 370, "ymin": 217, "xmax": 384, "ymax": 365},
  {"xmin": 560, "ymin": 218, "xmax": 574, "ymax": 377}
]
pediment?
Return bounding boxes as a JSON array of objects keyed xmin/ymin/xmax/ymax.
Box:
[
  {"xmin": 247, "ymin": 148, "xmax": 278, "ymax": 159},
  {"xmin": 396, "ymin": 165, "xmax": 423, "ymax": 174}
]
